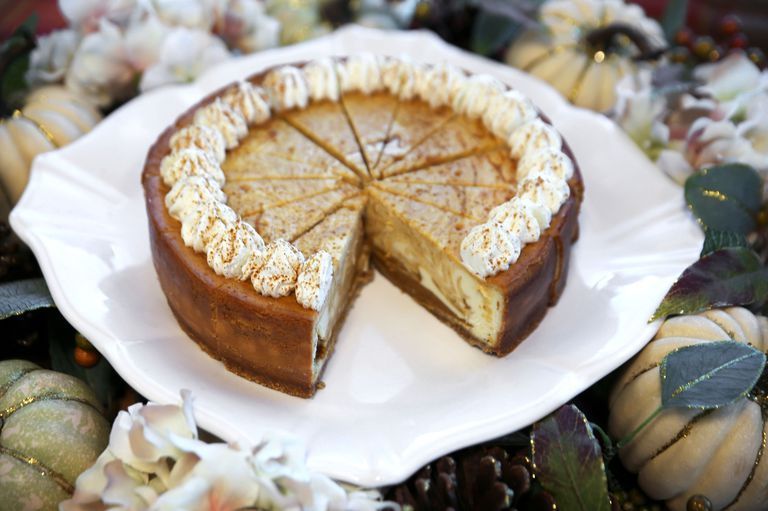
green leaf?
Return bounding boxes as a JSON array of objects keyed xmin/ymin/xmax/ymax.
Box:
[
  {"xmin": 685, "ymin": 164, "xmax": 763, "ymax": 234},
  {"xmin": 531, "ymin": 405, "xmax": 611, "ymax": 511},
  {"xmin": 470, "ymin": 11, "xmax": 522, "ymax": 56},
  {"xmin": 651, "ymin": 247, "xmax": 768, "ymax": 321},
  {"xmin": 0, "ymin": 278, "xmax": 55, "ymax": 320},
  {"xmin": 701, "ymin": 229, "xmax": 748, "ymax": 257},
  {"xmin": 661, "ymin": 341, "xmax": 765, "ymax": 409},
  {"xmin": 661, "ymin": 0, "xmax": 688, "ymax": 43}
]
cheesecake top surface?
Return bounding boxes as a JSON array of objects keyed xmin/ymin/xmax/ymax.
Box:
[{"xmin": 156, "ymin": 55, "xmax": 579, "ymax": 312}]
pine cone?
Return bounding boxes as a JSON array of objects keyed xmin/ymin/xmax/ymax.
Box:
[
  {"xmin": 0, "ymin": 219, "xmax": 38, "ymax": 282},
  {"xmin": 387, "ymin": 443, "xmax": 556, "ymax": 511},
  {"xmin": 389, "ymin": 456, "xmax": 459, "ymax": 511}
]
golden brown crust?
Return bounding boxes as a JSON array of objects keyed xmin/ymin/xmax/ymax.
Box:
[{"xmin": 142, "ymin": 62, "xmax": 584, "ymax": 397}]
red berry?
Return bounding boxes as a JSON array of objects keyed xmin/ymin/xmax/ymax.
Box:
[
  {"xmin": 719, "ymin": 14, "xmax": 743, "ymax": 37},
  {"xmin": 727, "ymin": 32, "xmax": 750, "ymax": 50},
  {"xmin": 74, "ymin": 346, "xmax": 100, "ymax": 368},
  {"xmin": 674, "ymin": 27, "xmax": 694, "ymax": 47},
  {"xmin": 692, "ymin": 36, "xmax": 716, "ymax": 59}
]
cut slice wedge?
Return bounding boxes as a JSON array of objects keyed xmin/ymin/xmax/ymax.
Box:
[
  {"xmin": 281, "ymin": 101, "xmax": 369, "ymax": 180},
  {"xmin": 372, "ymin": 180, "xmax": 515, "ymax": 223},
  {"xmin": 373, "ymin": 100, "xmax": 454, "ymax": 178},
  {"xmin": 341, "ymin": 91, "xmax": 400, "ymax": 175},
  {"xmin": 379, "ymin": 115, "xmax": 504, "ymax": 179},
  {"xmin": 385, "ymin": 149, "xmax": 517, "ymax": 187},
  {"xmin": 224, "ymin": 178, "xmax": 344, "ymax": 218},
  {"xmin": 247, "ymin": 184, "xmax": 360, "ymax": 243},
  {"xmin": 230, "ymin": 117, "xmax": 359, "ymax": 182},
  {"xmin": 293, "ymin": 195, "xmax": 370, "ymax": 379}
]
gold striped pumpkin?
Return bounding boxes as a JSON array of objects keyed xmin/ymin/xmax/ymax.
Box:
[
  {"xmin": 505, "ymin": 0, "xmax": 665, "ymax": 112},
  {"xmin": 0, "ymin": 86, "xmax": 101, "ymax": 204},
  {"xmin": 0, "ymin": 360, "xmax": 109, "ymax": 511},
  {"xmin": 609, "ymin": 308, "xmax": 768, "ymax": 511}
]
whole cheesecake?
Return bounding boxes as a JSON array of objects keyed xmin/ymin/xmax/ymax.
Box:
[{"xmin": 142, "ymin": 55, "xmax": 584, "ymax": 398}]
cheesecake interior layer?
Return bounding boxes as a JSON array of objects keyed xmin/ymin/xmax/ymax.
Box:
[{"xmin": 143, "ymin": 79, "xmax": 583, "ymax": 397}]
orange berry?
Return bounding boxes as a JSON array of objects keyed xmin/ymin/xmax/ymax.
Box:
[{"xmin": 74, "ymin": 346, "xmax": 100, "ymax": 368}]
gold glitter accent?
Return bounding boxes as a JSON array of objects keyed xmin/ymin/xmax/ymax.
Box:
[
  {"xmin": 723, "ymin": 417, "xmax": 766, "ymax": 510},
  {"xmin": 0, "ymin": 394, "xmax": 101, "ymax": 421},
  {"xmin": 0, "ymin": 368, "xmax": 41, "ymax": 398},
  {"xmin": 648, "ymin": 411, "xmax": 711, "ymax": 462},
  {"xmin": 13, "ymin": 110, "xmax": 60, "ymax": 148},
  {"xmin": 0, "ymin": 444, "xmax": 74, "ymax": 494},
  {"xmin": 702, "ymin": 189, "xmax": 728, "ymax": 202}
]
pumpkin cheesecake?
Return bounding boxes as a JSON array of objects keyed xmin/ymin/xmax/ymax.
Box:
[{"xmin": 142, "ymin": 55, "xmax": 583, "ymax": 397}]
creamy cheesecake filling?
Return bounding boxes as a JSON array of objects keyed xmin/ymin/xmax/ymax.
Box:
[
  {"xmin": 365, "ymin": 192, "xmax": 504, "ymax": 345},
  {"xmin": 311, "ymin": 211, "xmax": 367, "ymax": 378}
]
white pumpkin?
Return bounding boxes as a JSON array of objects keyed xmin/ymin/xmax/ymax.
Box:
[
  {"xmin": 0, "ymin": 85, "xmax": 101, "ymax": 204},
  {"xmin": 505, "ymin": 0, "xmax": 665, "ymax": 112},
  {"xmin": 609, "ymin": 307, "xmax": 768, "ymax": 511}
]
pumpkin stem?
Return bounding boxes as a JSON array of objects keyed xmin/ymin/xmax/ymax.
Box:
[{"xmin": 585, "ymin": 22, "xmax": 666, "ymax": 62}]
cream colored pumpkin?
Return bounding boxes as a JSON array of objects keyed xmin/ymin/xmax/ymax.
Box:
[
  {"xmin": 609, "ymin": 308, "xmax": 768, "ymax": 511},
  {"xmin": 505, "ymin": 0, "xmax": 665, "ymax": 112},
  {"xmin": 0, "ymin": 85, "xmax": 101, "ymax": 204},
  {"xmin": 0, "ymin": 359, "xmax": 110, "ymax": 511}
]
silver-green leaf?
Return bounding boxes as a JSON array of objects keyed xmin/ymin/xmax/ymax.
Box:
[
  {"xmin": 0, "ymin": 278, "xmax": 55, "ymax": 320},
  {"xmin": 661, "ymin": 341, "xmax": 766, "ymax": 409}
]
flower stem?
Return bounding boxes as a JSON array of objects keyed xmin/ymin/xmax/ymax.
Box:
[{"xmin": 615, "ymin": 405, "xmax": 663, "ymax": 451}]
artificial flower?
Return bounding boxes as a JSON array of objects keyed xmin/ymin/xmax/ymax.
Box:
[
  {"xmin": 25, "ymin": 29, "xmax": 80, "ymax": 86},
  {"xmin": 124, "ymin": 13, "xmax": 171, "ymax": 71},
  {"xmin": 613, "ymin": 70, "xmax": 669, "ymax": 160},
  {"xmin": 694, "ymin": 52, "xmax": 768, "ymax": 116},
  {"xmin": 65, "ymin": 18, "xmax": 136, "ymax": 107},
  {"xmin": 59, "ymin": 0, "xmax": 139, "ymax": 32},
  {"xmin": 60, "ymin": 391, "xmax": 392, "ymax": 511},
  {"xmin": 139, "ymin": 27, "xmax": 230, "ymax": 91},
  {"xmin": 149, "ymin": 0, "xmax": 218, "ymax": 31},
  {"xmin": 214, "ymin": 0, "xmax": 280, "ymax": 53}
]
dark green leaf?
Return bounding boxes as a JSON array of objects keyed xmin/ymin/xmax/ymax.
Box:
[
  {"xmin": 661, "ymin": 0, "xmax": 688, "ymax": 43},
  {"xmin": 701, "ymin": 229, "xmax": 748, "ymax": 257},
  {"xmin": 0, "ymin": 15, "xmax": 37, "ymax": 115},
  {"xmin": 475, "ymin": 0, "xmax": 543, "ymax": 27},
  {"xmin": 531, "ymin": 405, "xmax": 611, "ymax": 511},
  {"xmin": 685, "ymin": 164, "xmax": 763, "ymax": 234},
  {"xmin": 0, "ymin": 278, "xmax": 55, "ymax": 320},
  {"xmin": 651, "ymin": 247, "xmax": 768, "ymax": 321},
  {"xmin": 470, "ymin": 11, "xmax": 522, "ymax": 56},
  {"xmin": 1, "ymin": 54, "xmax": 30, "ymax": 109},
  {"xmin": 661, "ymin": 341, "xmax": 765, "ymax": 409}
]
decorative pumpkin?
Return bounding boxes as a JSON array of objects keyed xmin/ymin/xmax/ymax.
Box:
[
  {"xmin": 0, "ymin": 359, "xmax": 110, "ymax": 511},
  {"xmin": 608, "ymin": 308, "xmax": 768, "ymax": 511},
  {"xmin": 505, "ymin": 0, "xmax": 665, "ymax": 112},
  {"xmin": 0, "ymin": 85, "xmax": 101, "ymax": 204}
]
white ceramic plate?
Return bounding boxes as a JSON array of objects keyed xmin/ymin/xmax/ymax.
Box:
[{"xmin": 10, "ymin": 26, "xmax": 703, "ymax": 486}]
